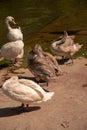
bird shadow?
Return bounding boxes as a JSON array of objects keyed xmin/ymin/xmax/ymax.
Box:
[
  {"xmin": 19, "ymin": 75, "xmax": 37, "ymax": 82},
  {"xmin": 0, "ymin": 62, "xmax": 9, "ymax": 70},
  {"xmin": 0, "ymin": 105, "xmax": 41, "ymax": 117},
  {"xmin": 57, "ymin": 58, "xmax": 69, "ymax": 65},
  {"xmin": 19, "ymin": 76, "xmax": 48, "ymax": 87}
]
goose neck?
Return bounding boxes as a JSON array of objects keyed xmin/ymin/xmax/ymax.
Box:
[{"xmin": 5, "ymin": 20, "xmax": 11, "ymax": 30}]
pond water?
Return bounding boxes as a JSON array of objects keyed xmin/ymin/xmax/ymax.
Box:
[
  {"xmin": 0, "ymin": 0, "xmax": 87, "ymax": 66},
  {"xmin": 0, "ymin": 0, "xmax": 63, "ymax": 43}
]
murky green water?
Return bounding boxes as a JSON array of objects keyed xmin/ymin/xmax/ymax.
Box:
[
  {"xmin": 0, "ymin": 0, "xmax": 63, "ymax": 43},
  {"xmin": 0, "ymin": 0, "xmax": 87, "ymax": 66}
]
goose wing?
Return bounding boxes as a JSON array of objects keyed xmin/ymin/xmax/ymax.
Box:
[
  {"xmin": 1, "ymin": 41, "xmax": 23, "ymax": 59},
  {"xmin": 19, "ymin": 79, "xmax": 46, "ymax": 95},
  {"xmin": 43, "ymin": 52, "xmax": 59, "ymax": 69},
  {"xmin": 2, "ymin": 81, "xmax": 42, "ymax": 103},
  {"xmin": 33, "ymin": 62, "xmax": 56, "ymax": 77}
]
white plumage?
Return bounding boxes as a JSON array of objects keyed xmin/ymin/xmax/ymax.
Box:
[
  {"xmin": 5, "ymin": 16, "xmax": 23, "ymax": 41},
  {"xmin": 0, "ymin": 40, "xmax": 24, "ymax": 63},
  {"xmin": 50, "ymin": 31, "xmax": 82, "ymax": 64},
  {"xmin": 2, "ymin": 76, "xmax": 54, "ymax": 107}
]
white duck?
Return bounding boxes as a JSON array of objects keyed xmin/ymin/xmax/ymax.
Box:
[
  {"xmin": 0, "ymin": 40, "xmax": 24, "ymax": 63},
  {"xmin": 51, "ymin": 31, "xmax": 82, "ymax": 64},
  {"xmin": 2, "ymin": 76, "xmax": 54, "ymax": 109},
  {"xmin": 5, "ymin": 16, "xmax": 23, "ymax": 41}
]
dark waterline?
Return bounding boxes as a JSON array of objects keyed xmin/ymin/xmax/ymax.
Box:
[{"xmin": 0, "ymin": 0, "xmax": 87, "ymax": 42}]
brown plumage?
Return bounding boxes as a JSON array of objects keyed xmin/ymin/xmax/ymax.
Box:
[{"xmin": 27, "ymin": 44, "xmax": 61, "ymax": 85}]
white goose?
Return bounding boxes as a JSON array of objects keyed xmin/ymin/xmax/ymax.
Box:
[
  {"xmin": 0, "ymin": 40, "xmax": 24, "ymax": 63},
  {"xmin": 51, "ymin": 31, "xmax": 82, "ymax": 64},
  {"xmin": 2, "ymin": 76, "xmax": 54, "ymax": 108},
  {"xmin": 5, "ymin": 16, "xmax": 23, "ymax": 41}
]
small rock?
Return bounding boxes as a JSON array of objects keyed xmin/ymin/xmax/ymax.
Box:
[{"xmin": 61, "ymin": 121, "xmax": 69, "ymax": 128}]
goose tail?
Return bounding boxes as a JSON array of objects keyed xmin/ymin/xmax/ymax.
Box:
[
  {"xmin": 75, "ymin": 43, "xmax": 83, "ymax": 51},
  {"xmin": 43, "ymin": 91, "xmax": 54, "ymax": 101}
]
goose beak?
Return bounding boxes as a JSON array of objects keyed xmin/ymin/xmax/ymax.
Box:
[{"xmin": 12, "ymin": 19, "xmax": 16, "ymax": 24}]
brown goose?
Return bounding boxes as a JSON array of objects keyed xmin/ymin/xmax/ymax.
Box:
[{"xmin": 28, "ymin": 44, "xmax": 61, "ymax": 85}]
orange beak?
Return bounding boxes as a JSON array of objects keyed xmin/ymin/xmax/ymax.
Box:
[{"xmin": 12, "ymin": 19, "xmax": 16, "ymax": 24}]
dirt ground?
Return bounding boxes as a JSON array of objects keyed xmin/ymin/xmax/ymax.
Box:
[{"xmin": 0, "ymin": 57, "xmax": 87, "ymax": 130}]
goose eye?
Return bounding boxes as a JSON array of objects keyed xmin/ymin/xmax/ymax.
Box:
[{"xmin": 12, "ymin": 18, "xmax": 16, "ymax": 24}]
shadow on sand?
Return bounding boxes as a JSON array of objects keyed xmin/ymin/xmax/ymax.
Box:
[
  {"xmin": 19, "ymin": 76, "xmax": 48, "ymax": 87},
  {"xmin": 57, "ymin": 58, "xmax": 70, "ymax": 65},
  {"xmin": 0, "ymin": 62, "xmax": 9, "ymax": 70},
  {"xmin": 0, "ymin": 105, "xmax": 41, "ymax": 117}
]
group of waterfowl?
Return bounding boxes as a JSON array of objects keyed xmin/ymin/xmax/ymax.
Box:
[{"xmin": 1, "ymin": 16, "xmax": 82, "ymax": 111}]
